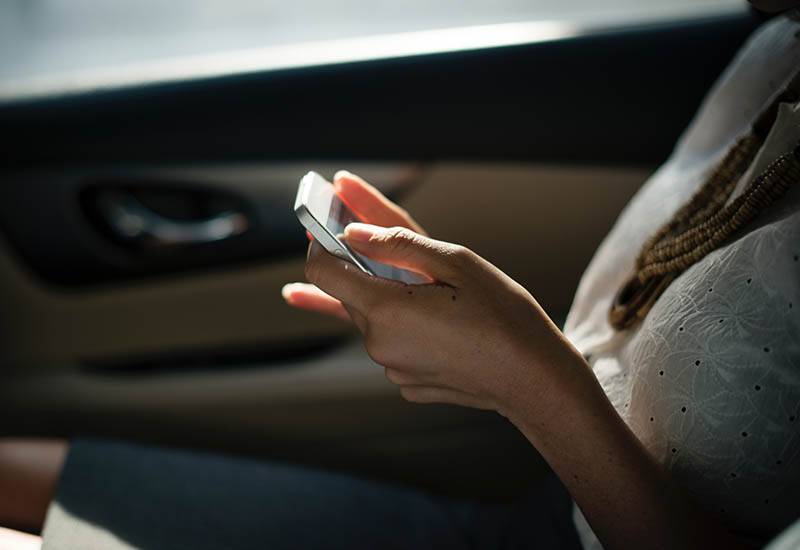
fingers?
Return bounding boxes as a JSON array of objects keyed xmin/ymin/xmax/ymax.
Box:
[
  {"xmin": 344, "ymin": 224, "xmax": 468, "ymax": 282},
  {"xmin": 304, "ymin": 240, "xmax": 393, "ymax": 314},
  {"xmin": 282, "ymin": 283, "xmax": 351, "ymax": 322},
  {"xmin": 384, "ymin": 367, "xmax": 440, "ymax": 386},
  {"xmin": 398, "ymin": 385, "xmax": 492, "ymax": 409},
  {"xmin": 334, "ymin": 171, "xmax": 427, "ymax": 235}
]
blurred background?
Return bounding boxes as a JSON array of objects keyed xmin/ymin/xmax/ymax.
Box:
[
  {"xmin": 2, "ymin": 0, "xmax": 740, "ymax": 89},
  {"xmin": 0, "ymin": 0, "xmax": 759, "ymax": 508}
]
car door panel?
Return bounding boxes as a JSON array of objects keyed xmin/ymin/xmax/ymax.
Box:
[{"xmin": 0, "ymin": 11, "xmax": 757, "ymax": 497}]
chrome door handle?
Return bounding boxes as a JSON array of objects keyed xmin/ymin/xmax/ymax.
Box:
[{"xmin": 98, "ymin": 191, "xmax": 249, "ymax": 247}]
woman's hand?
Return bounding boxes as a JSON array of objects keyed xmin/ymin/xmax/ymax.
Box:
[
  {"xmin": 283, "ymin": 174, "xmax": 753, "ymax": 550},
  {"xmin": 282, "ymin": 173, "xmax": 746, "ymax": 550},
  {"xmin": 285, "ymin": 201, "xmax": 583, "ymax": 416},
  {"xmin": 282, "ymin": 171, "xmax": 427, "ymax": 323}
]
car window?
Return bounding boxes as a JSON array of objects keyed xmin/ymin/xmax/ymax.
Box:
[{"xmin": 0, "ymin": 0, "xmax": 744, "ymax": 98}]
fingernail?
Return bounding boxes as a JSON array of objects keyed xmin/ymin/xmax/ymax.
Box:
[
  {"xmin": 344, "ymin": 223, "xmax": 384, "ymax": 243},
  {"xmin": 307, "ymin": 241, "xmax": 321, "ymax": 261},
  {"xmin": 334, "ymin": 170, "xmax": 352, "ymax": 182},
  {"xmin": 281, "ymin": 283, "xmax": 300, "ymax": 301}
]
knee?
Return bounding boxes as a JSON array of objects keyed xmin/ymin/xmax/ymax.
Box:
[
  {"xmin": 0, "ymin": 438, "xmax": 69, "ymax": 533},
  {"xmin": 0, "ymin": 438, "xmax": 68, "ymax": 480}
]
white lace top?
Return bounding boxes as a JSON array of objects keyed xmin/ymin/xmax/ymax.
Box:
[{"xmin": 563, "ymin": 12, "xmax": 800, "ymax": 548}]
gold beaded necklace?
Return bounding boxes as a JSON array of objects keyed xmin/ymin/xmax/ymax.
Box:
[{"xmin": 609, "ymin": 71, "xmax": 800, "ymax": 331}]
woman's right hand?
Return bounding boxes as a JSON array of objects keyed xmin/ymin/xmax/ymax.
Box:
[{"xmin": 281, "ymin": 170, "xmax": 427, "ymax": 321}]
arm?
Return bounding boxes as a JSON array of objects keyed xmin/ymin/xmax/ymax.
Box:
[
  {"xmin": 283, "ymin": 173, "xmax": 750, "ymax": 550},
  {"xmin": 505, "ymin": 347, "xmax": 747, "ymax": 550}
]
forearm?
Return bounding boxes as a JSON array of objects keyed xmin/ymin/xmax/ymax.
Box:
[
  {"xmin": 503, "ymin": 343, "xmax": 747, "ymax": 550},
  {"xmin": 291, "ymin": 207, "xmax": 750, "ymax": 548}
]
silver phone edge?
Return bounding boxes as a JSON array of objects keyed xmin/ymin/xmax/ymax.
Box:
[{"xmin": 294, "ymin": 199, "xmax": 374, "ymax": 276}]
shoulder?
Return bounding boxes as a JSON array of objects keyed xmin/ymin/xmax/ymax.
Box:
[{"xmin": 674, "ymin": 13, "xmax": 800, "ymax": 162}]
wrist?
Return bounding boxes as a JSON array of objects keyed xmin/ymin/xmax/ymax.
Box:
[{"xmin": 499, "ymin": 337, "xmax": 597, "ymax": 438}]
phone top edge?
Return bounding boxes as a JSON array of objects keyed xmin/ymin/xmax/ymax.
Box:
[
  {"xmin": 294, "ymin": 203, "xmax": 316, "ymax": 231},
  {"xmin": 307, "ymin": 216, "xmax": 374, "ymax": 276},
  {"xmin": 294, "ymin": 171, "xmax": 317, "ymax": 215},
  {"xmin": 294, "ymin": 171, "xmax": 373, "ymax": 277}
]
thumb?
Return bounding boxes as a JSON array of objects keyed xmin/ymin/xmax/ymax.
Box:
[{"xmin": 343, "ymin": 223, "xmax": 463, "ymax": 281}]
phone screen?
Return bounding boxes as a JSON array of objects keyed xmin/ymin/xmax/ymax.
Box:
[{"xmin": 326, "ymin": 195, "xmax": 424, "ymax": 284}]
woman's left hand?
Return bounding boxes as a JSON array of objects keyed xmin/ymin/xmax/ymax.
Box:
[{"xmin": 291, "ymin": 223, "xmax": 581, "ymax": 416}]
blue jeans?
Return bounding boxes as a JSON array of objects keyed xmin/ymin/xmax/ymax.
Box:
[{"xmin": 42, "ymin": 439, "xmax": 582, "ymax": 550}]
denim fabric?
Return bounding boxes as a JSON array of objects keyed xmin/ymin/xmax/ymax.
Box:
[{"xmin": 42, "ymin": 439, "xmax": 581, "ymax": 550}]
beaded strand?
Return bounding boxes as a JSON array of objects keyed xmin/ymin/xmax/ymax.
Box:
[{"xmin": 609, "ymin": 72, "xmax": 800, "ymax": 330}]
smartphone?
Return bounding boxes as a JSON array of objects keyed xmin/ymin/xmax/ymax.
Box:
[{"xmin": 294, "ymin": 171, "xmax": 425, "ymax": 284}]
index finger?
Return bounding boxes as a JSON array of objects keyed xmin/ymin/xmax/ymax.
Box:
[
  {"xmin": 304, "ymin": 241, "xmax": 394, "ymax": 314},
  {"xmin": 334, "ymin": 171, "xmax": 427, "ymax": 235}
]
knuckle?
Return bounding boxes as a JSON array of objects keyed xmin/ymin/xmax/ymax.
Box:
[
  {"xmin": 385, "ymin": 227, "xmax": 418, "ymax": 253},
  {"xmin": 399, "ymin": 387, "xmax": 417, "ymax": 402},
  {"xmin": 388, "ymin": 226, "xmax": 415, "ymax": 240},
  {"xmin": 364, "ymin": 339, "xmax": 388, "ymax": 367},
  {"xmin": 446, "ymin": 244, "xmax": 477, "ymax": 270},
  {"xmin": 450, "ymin": 244, "xmax": 474, "ymax": 262},
  {"xmin": 384, "ymin": 368, "xmax": 401, "ymax": 385}
]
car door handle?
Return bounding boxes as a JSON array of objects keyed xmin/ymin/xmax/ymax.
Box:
[{"xmin": 97, "ymin": 190, "xmax": 249, "ymax": 247}]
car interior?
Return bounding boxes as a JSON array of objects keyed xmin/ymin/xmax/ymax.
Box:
[{"xmin": 0, "ymin": 0, "xmax": 766, "ymax": 535}]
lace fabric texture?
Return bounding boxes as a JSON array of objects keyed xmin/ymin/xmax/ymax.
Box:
[{"xmin": 564, "ymin": 13, "xmax": 800, "ymax": 548}]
